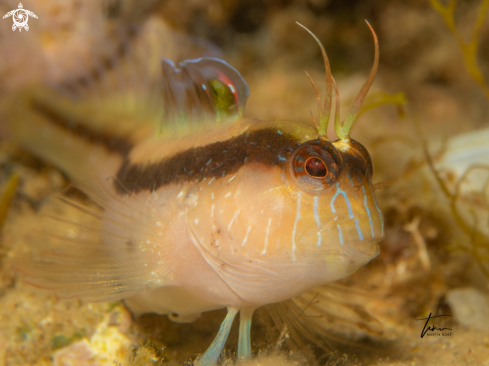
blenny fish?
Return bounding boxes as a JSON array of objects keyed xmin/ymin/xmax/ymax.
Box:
[{"xmin": 4, "ymin": 21, "xmax": 384, "ymax": 364}]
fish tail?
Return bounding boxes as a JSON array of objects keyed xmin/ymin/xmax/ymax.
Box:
[
  {"xmin": 1, "ymin": 88, "xmax": 125, "ymax": 187},
  {"xmin": 1, "ymin": 19, "xmax": 224, "ymax": 186}
]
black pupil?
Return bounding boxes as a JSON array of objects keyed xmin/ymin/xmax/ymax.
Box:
[{"xmin": 305, "ymin": 157, "xmax": 327, "ymax": 177}]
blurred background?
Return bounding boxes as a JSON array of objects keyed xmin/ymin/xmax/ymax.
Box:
[{"xmin": 0, "ymin": 0, "xmax": 488, "ymax": 365}]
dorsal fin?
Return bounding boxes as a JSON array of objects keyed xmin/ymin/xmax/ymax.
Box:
[
  {"xmin": 160, "ymin": 57, "xmax": 250, "ymax": 136},
  {"xmin": 33, "ymin": 19, "xmax": 230, "ymax": 142}
]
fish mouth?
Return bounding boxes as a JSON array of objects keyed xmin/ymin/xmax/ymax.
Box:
[
  {"xmin": 335, "ymin": 239, "xmax": 380, "ymax": 263},
  {"xmin": 299, "ymin": 231, "xmax": 380, "ymax": 262},
  {"xmin": 316, "ymin": 240, "xmax": 379, "ymax": 269},
  {"xmin": 297, "ymin": 217, "xmax": 382, "ymax": 262},
  {"xmin": 349, "ymin": 239, "xmax": 380, "ymax": 259}
]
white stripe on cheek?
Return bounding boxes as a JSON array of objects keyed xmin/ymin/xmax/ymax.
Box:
[
  {"xmin": 261, "ymin": 218, "xmax": 272, "ymax": 255},
  {"xmin": 227, "ymin": 209, "xmax": 240, "ymax": 231},
  {"xmin": 314, "ymin": 196, "xmax": 321, "ymax": 246},
  {"xmin": 314, "ymin": 196, "xmax": 320, "ymax": 226},
  {"xmin": 292, "ymin": 193, "xmax": 301, "ymax": 256},
  {"xmin": 241, "ymin": 225, "xmax": 251, "ymax": 247}
]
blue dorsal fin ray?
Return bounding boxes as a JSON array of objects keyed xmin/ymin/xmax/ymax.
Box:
[{"xmin": 160, "ymin": 57, "xmax": 250, "ymax": 136}]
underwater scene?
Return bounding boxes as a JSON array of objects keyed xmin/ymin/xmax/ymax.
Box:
[{"xmin": 0, "ymin": 0, "xmax": 488, "ymax": 365}]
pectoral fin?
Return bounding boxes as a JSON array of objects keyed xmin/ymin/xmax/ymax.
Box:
[
  {"xmin": 266, "ymin": 283, "xmax": 385, "ymax": 351},
  {"xmin": 14, "ymin": 180, "xmax": 172, "ymax": 302}
]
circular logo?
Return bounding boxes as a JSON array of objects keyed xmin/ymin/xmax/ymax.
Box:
[{"xmin": 12, "ymin": 9, "xmax": 28, "ymax": 28}]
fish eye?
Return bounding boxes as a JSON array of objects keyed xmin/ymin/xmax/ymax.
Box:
[
  {"xmin": 332, "ymin": 138, "xmax": 374, "ymax": 182},
  {"xmin": 289, "ymin": 140, "xmax": 341, "ymax": 193},
  {"xmin": 305, "ymin": 157, "xmax": 327, "ymax": 177},
  {"xmin": 350, "ymin": 139, "xmax": 374, "ymax": 178}
]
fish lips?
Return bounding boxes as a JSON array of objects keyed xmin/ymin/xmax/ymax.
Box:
[
  {"xmin": 320, "ymin": 240, "xmax": 380, "ymax": 264},
  {"xmin": 299, "ymin": 227, "xmax": 381, "ymax": 264}
]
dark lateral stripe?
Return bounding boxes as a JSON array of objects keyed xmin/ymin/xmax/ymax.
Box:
[
  {"xmin": 31, "ymin": 99, "xmax": 134, "ymax": 156},
  {"xmin": 115, "ymin": 128, "xmax": 300, "ymax": 194}
]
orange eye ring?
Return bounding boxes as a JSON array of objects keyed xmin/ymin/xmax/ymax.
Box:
[{"xmin": 289, "ymin": 139, "xmax": 341, "ymax": 193}]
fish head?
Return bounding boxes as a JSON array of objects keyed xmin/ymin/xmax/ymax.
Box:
[
  {"xmin": 185, "ymin": 122, "xmax": 384, "ymax": 304},
  {"xmin": 186, "ymin": 21, "xmax": 384, "ymax": 304},
  {"xmin": 286, "ymin": 136, "xmax": 383, "ymax": 280}
]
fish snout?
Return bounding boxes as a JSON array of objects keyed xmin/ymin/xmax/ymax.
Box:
[{"xmin": 313, "ymin": 216, "xmax": 382, "ymax": 261}]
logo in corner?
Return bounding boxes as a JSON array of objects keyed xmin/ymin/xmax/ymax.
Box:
[{"xmin": 3, "ymin": 3, "xmax": 38, "ymax": 32}]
